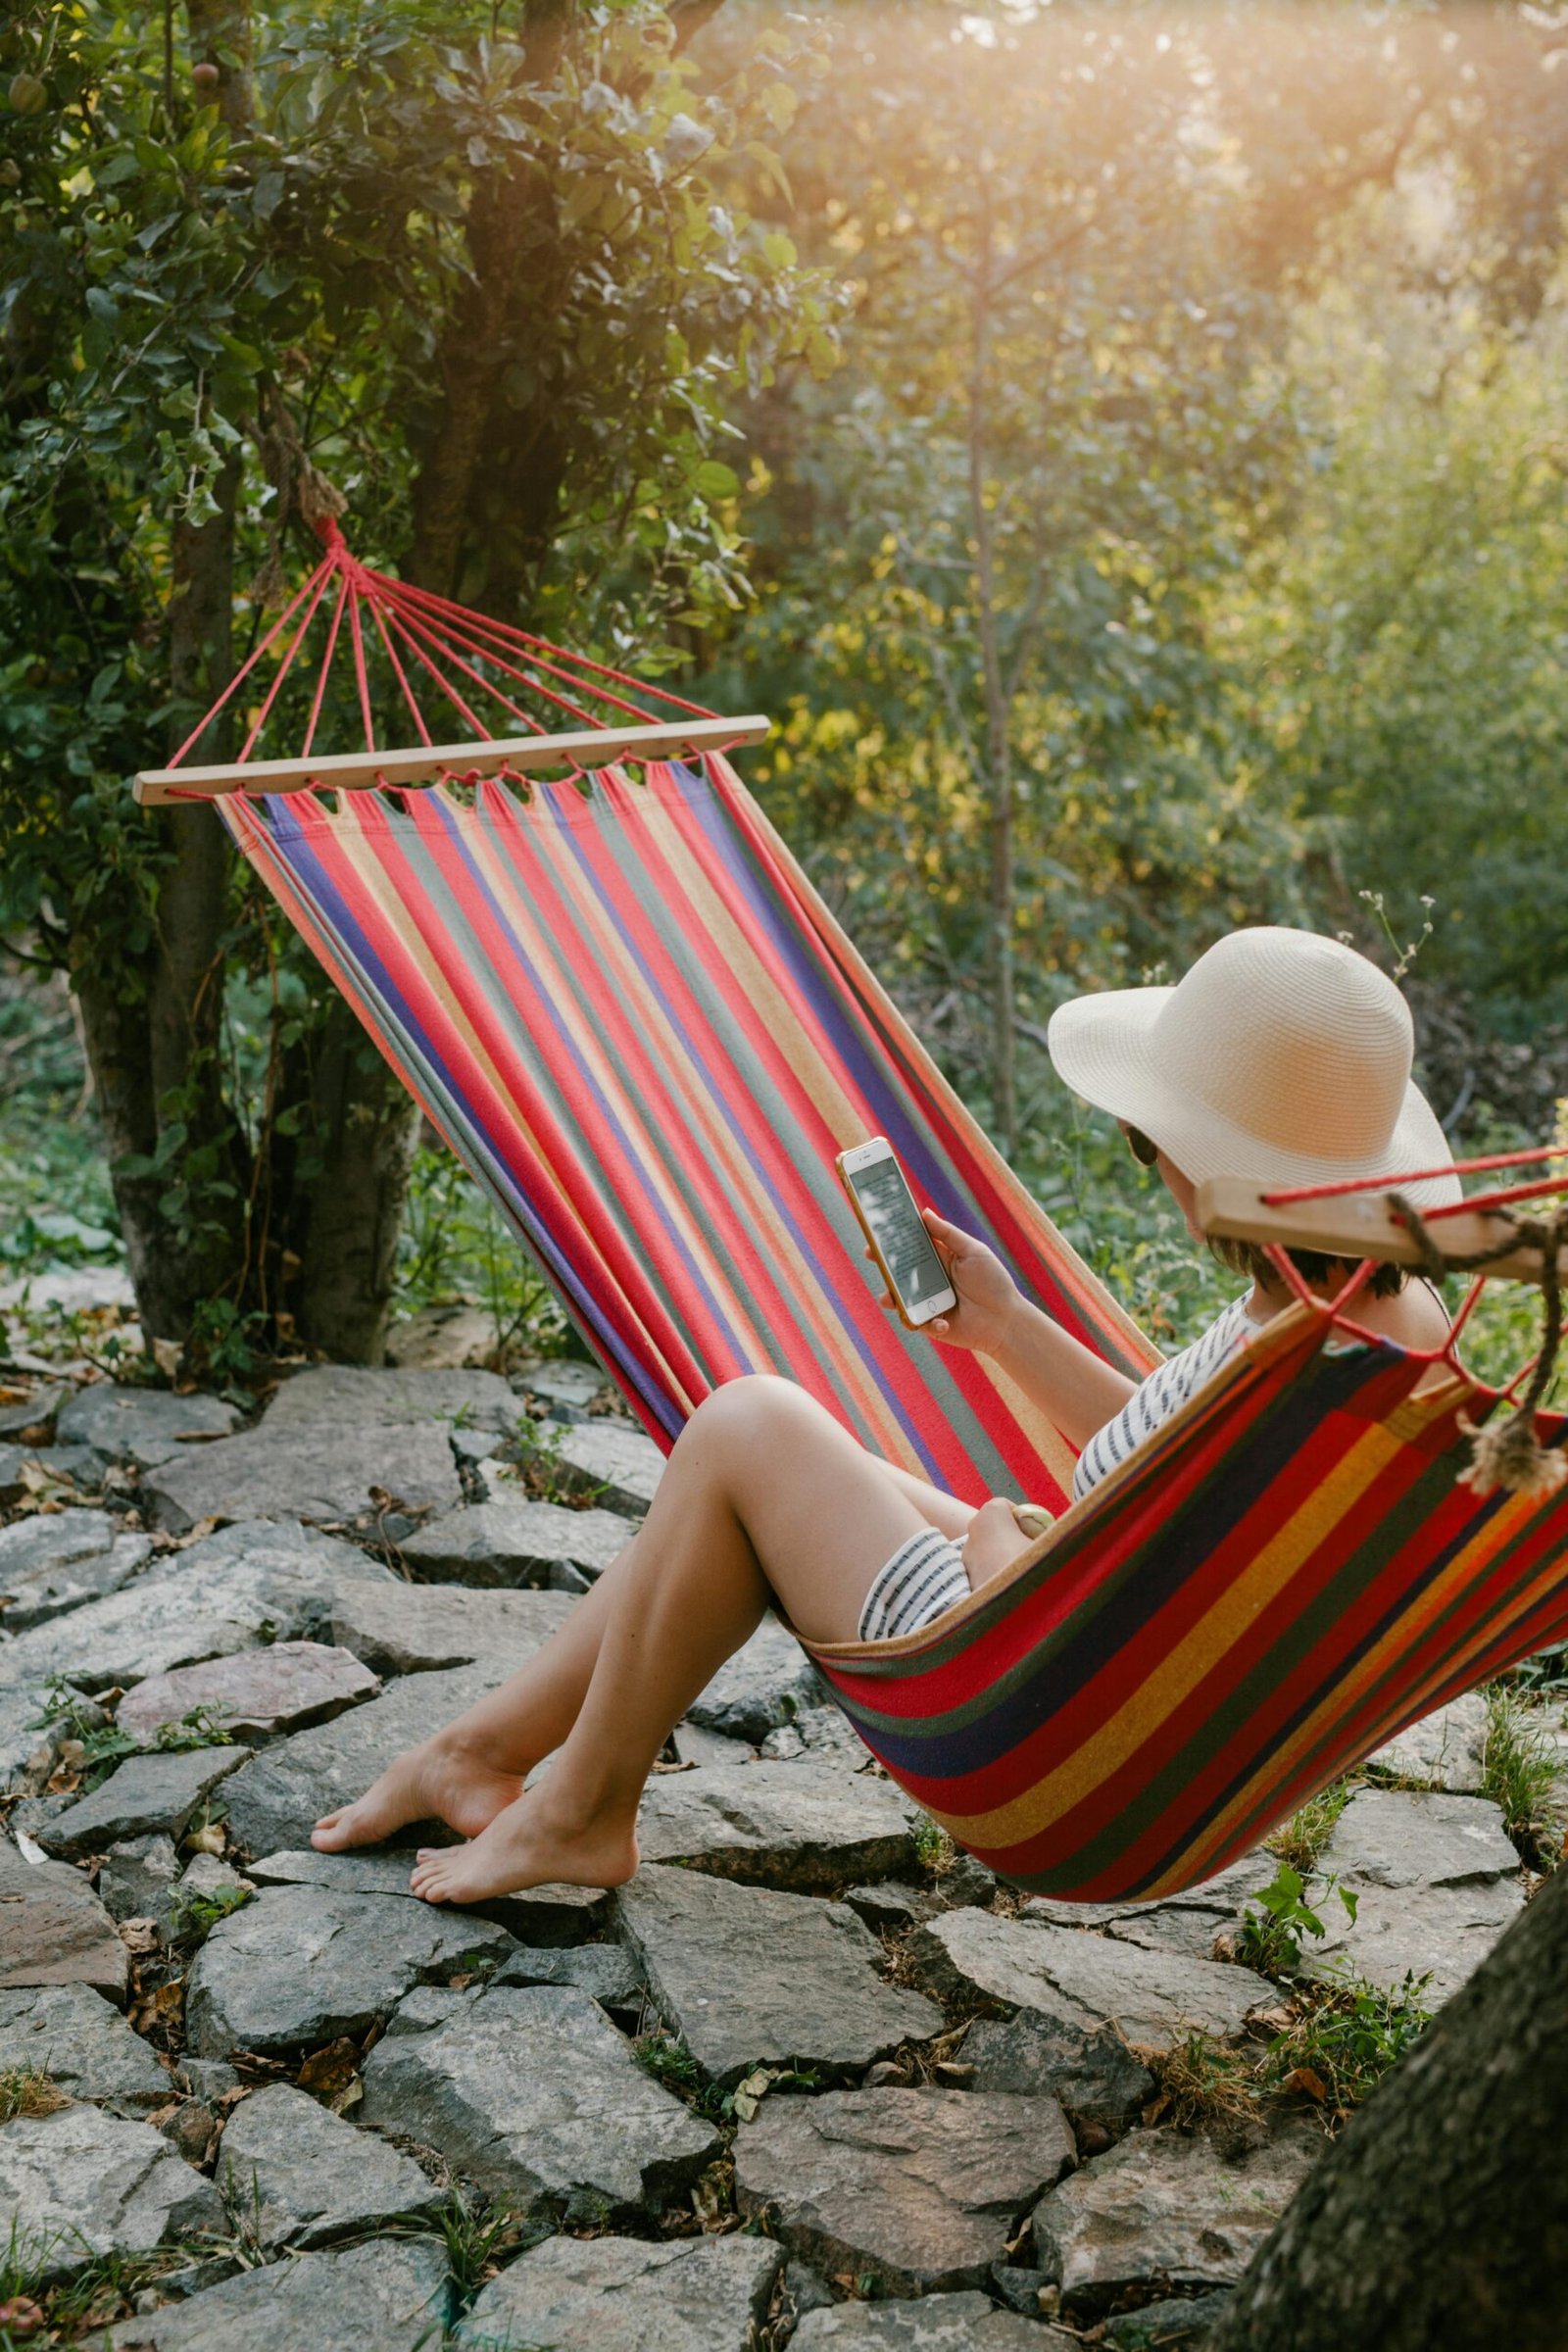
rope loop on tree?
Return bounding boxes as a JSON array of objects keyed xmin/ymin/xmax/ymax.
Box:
[{"xmin": 1387, "ymin": 1191, "xmax": 1568, "ymax": 1499}]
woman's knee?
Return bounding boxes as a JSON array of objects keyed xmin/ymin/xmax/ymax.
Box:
[{"xmin": 684, "ymin": 1374, "xmax": 830, "ymax": 1461}]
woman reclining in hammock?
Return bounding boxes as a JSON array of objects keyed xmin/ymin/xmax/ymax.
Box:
[{"xmin": 312, "ymin": 925, "xmax": 1457, "ymax": 1905}]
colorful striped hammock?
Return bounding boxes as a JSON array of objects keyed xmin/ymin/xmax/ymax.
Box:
[{"xmin": 144, "ymin": 528, "xmax": 1568, "ymax": 1899}]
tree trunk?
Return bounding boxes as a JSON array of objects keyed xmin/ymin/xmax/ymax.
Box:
[
  {"xmin": 1210, "ymin": 1868, "xmax": 1568, "ymax": 2352},
  {"xmin": 966, "ymin": 202, "xmax": 1017, "ymax": 1158}
]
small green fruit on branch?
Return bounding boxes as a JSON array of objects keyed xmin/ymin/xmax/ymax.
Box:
[{"xmin": 8, "ymin": 72, "xmax": 46, "ymax": 115}]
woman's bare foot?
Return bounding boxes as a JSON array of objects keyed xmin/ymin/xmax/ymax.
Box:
[
  {"xmin": 407, "ymin": 1784, "xmax": 639, "ymax": 1906},
  {"xmin": 311, "ymin": 1732, "xmax": 523, "ymax": 1854}
]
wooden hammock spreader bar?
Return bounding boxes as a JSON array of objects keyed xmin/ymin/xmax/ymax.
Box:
[
  {"xmin": 134, "ymin": 715, "xmax": 772, "ymax": 808},
  {"xmin": 1198, "ymin": 1175, "xmax": 1568, "ymax": 1288}
]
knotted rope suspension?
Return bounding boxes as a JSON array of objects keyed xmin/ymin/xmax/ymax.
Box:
[{"xmin": 1390, "ymin": 1191, "xmax": 1568, "ymax": 1499}]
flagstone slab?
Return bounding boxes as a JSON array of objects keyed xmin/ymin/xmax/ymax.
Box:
[
  {"xmin": 326, "ymin": 1581, "xmax": 574, "ymax": 1677},
  {"xmin": 616, "ymin": 1866, "xmax": 941, "ymax": 2084},
  {"xmin": 964, "ymin": 2011, "xmax": 1155, "ymax": 2126},
  {"xmin": 635, "ymin": 1762, "xmax": 916, "ymax": 1892},
  {"xmin": 1318, "ymin": 1789, "xmax": 1519, "ymax": 1888},
  {"xmin": 184, "ymin": 1885, "xmax": 515, "ymax": 2055},
  {"xmin": 0, "ymin": 1984, "xmax": 168, "ymax": 2115},
  {"xmin": 530, "ymin": 1420, "xmax": 666, "ymax": 1514},
  {"xmin": 1366, "ymin": 1693, "xmax": 1490, "ymax": 1792},
  {"xmin": 215, "ymin": 2082, "xmax": 443, "ymax": 2245},
  {"xmin": 265, "ymin": 1363, "xmax": 521, "ymax": 1431},
  {"xmin": 103, "ymin": 2235, "xmax": 452, "ymax": 2351},
  {"xmin": 0, "ymin": 1521, "xmax": 391, "ymax": 1702},
  {"xmin": 244, "ymin": 1845, "xmax": 611, "ymax": 1943},
  {"xmin": 0, "ymin": 2103, "xmax": 220, "ymax": 2279},
  {"xmin": 0, "ymin": 1383, "xmax": 66, "ymax": 1441},
  {"xmin": 38, "ymin": 1746, "xmax": 245, "ymax": 1861},
  {"xmin": 56, "ymin": 1383, "xmax": 241, "ymax": 1468},
  {"xmin": 144, "ymin": 1422, "xmax": 463, "ymax": 1533},
  {"xmin": 792, "ymin": 2296, "xmax": 1078, "ymax": 2349},
  {"xmin": 734, "ymin": 2087, "xmax": 1077, "ymax": 2295},
  {"xmin": 1031, "ymin": 2123, "xmax": 1319, "ymax": 2314},
  {"xmin": 1306, "ymin": 1878, "xmax": 1525, "ymax": 2007},
  {"xmin": 915, "ymin": 1911, "xmax": 1274, "ymax": 2054},
  {"xmin": 361, "ymin": 1981, "xmax": 719, "ymax": 2224},
  {"xmin": 220, "ymin": 1662, "xmax": 511, "ymax": 1858},
  {"xmin": 495, "ymin": 1941, "xmax": 646, "ymax": 2010},
  {"xmin": 0, "ymin": 1839, "xmax": 127, "ymax": 2000},
  {"xmin": 1024, "ymin": 1854, "xmax": 1279, "ymax": 1963},
  {"xmin": 400, "ymin": 1499, "xmax": 631, "ymax": 1592},
  {"xmin": 117, "ymin": 1642, "xmax": 380, "ymax": 1746},
  {"xmin": 455, "ymin": 2230, "xmax": 785, "ymax": 2352},
  {"xmin": 688, "ymin": 1618, "xmax": 829, "ymax": 1743},
  {"xmin": 0, "ymin": 1509, "xmax": 152, "ymax": 1632}
]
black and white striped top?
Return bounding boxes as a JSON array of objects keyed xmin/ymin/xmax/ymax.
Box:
[{"xmin": 1073, "ymin": 1293, "xmax": 1260, "ymax": 1503}]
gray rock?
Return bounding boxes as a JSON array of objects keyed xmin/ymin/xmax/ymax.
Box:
[
  {"xmin": 215, "ymin": 2082, "xmax": 442, "ymax": 2245},
  {"xmin": 636, "ymin": 1762, "xmax": 917, "ymax": 1892},
  {"xmin": 0, "ymin": 1520, "xmax": 390, "ymax": 1700},
  {"xmin": 530, "ymin": 1419, "xmax": 665, "ymax": 1514},
  {"xmin": 400, "ymin": 1499, "xmax": 631, "ymax": 1592},
  {"xmin": 1025, "ymin": 1854, "xmax": 1280, "ymax": 1962},
  {"xmin": 0, "ymin": 1442, "xmax": 110, "ymax": 1501},
  {"xmin": 244, "ymin": 1844, "xmax": 611, "ymax": 1944},
  {"xmin": 385, "ymin": 1303, "xmax": 498, "ymax": 1371},
  {"xmin": 0, "ymin": 1984, "xmax": 169, "ymax": 2114},
  {"xmin": 1319, "ymin": 1788, "xmax": 1520, "ymax": 1888},
  {"xmin": 1103, "ymin": 2290, "xmax": 1235, "ymax": 2347},
  {"xmin": 118, "ymin": 1642, "xmax": 381, "ymax": 1746},
  {"xmin": 455, "ymin": 2230, "xmax": 784, "ymax": 2352},
  {"xmin": 495, "ymin": 1942, "xmax": 646, "ymax": 2010},
  {"xmin": 688, "ymin": 1617, "xmax": 828, "ymax": 1743},
  {"xmin": 843, "ymin": 1884, "xmax": 944, "ymax": 1935},
  {"xmin": 99, "ymin": 1835, "xmax": 182, "ymax": 1936},
  {"xmin": 0, "ymin": 1383, "xmax": 65, "ymax": 1440},
  {"xmin": 56, "ymin": 1383, "xmax": 240, "ymax": 1468},
  {"xmin": 760, "ymin": 1706, "xmax": 878, "ymax": 1773},
  {"xmin": 266, "ymin": 1363, "xmax": 520, "ymax": 1432},
  {"xmin": 103, "ymin": 2234, "xmax": 452, "ymax": 2350},
  {"xmin": 184, "ymin": 1885, "xmax": 515, "ymax": 2055},
  {"xmin": 0, "ymin": 1509, "xmax": 152, "ymax": 1631},
  {"xmin": 39, "ymin": 1746, "xmax": 244, "ymax": 1861},
  {"xmin": 791, "ymin": 2296, "xmax": 1076, "ymax": 2349},
  {"xmin": 616, "ymin": 1866, "xmax": 942, "ymax": 2085},
  {"xmin": 965, "ymin": 2011, "xmax": 1155, "ymax": 2126},
  {"xmin": 0, "ymin": 1839, "xmax": 127, "ymax": 1999},
  {"xmin": 1032, "ymin": 2124, "xmax": 1318, "ymax": 2313},
  {"xmin": 671, "ymin": 1721, "xmax": 757, "ymax": 1770},
  {"xmin": 915, "ymin": 1911, "xmax": 1275, "ymax": 2054},
  {"xmin": 220, "ymin": 1661, "xmax": 509, "ymax": 1857},
  {"xmin": 735, "ymin": 2087, "xmax": 1077, "ymax": 2294},
  {"xmin": 1366, "ymin": 1693, "xmax": 1490, "ymax": 1792},
  {"xmin": 361, "ymin": 1981, "xmax": 719, "ymax": 2223},
  {"xmin": 177, "ymin": 1851, "xmax": 252, "ymax": 1909},
  {"xmin": 327, "ymin": 1581, "xmax": 573, "ymax": 1677},
  {"xmin": 0, "ymin": 2103, "xmax": 220, "ymax": 2278},
  {"xmin": 515, "ymin": 1357, "xmax": 611, "ymax": 1415},
  {"xmin": 1306, "ymin": 1878, "xmax": 1525, "ymax": 2006},
  {"xmin": 144, "ymin": 1421, "xmax": 463, "ymax": 1534},
  {"xmin": 180, "ymin": 2058, "xmax": 240, "ymax": 2102}
]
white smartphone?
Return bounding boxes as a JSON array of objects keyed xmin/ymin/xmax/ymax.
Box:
[{"xmin": 837, "ymin": 1137, "xmax": 958, "ymax": 1330}]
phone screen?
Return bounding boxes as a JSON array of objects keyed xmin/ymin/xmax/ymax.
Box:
[{"xmin": 847, "ymin": 1153, "xmax": 954, "ymax": 1316}]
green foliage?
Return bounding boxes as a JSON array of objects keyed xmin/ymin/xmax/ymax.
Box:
[
  {"xmin": 31, "ymin": 1684, "xmax": 235, "ymax": 1792},
  {"xmin": 1266, "ymin": 1781, "xmax": 1355, "ymax": 1881},
  {"xmin": 1240, "ymin": 1862, "xmax": 1358, "ymax": 1982},
  {"xmin": 1481, "ymin": 1686, "xmax": 1563, "ymax": 1871},
  {"xmin": 171, "ymin": 1881, "xmax": 253, "ymax": 1946},
  {"xmin": 1263, "ymin": 1972, "xmax": 1433, "ymax": 2116}
]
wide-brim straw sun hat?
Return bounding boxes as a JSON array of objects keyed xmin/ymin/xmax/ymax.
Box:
[{"xmin": 1047, "ymin": 927, "xmax": 1462, "ymax": 1211}]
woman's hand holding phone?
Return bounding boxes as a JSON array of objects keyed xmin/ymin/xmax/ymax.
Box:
[{"xmin": 867, "ymin": 1207, "xmax": 1022, "ymax": 1354}]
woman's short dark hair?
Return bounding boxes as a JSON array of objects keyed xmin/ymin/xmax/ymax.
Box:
[{"xmin": 1207, "ymin": 1235, "xmax": 1408, "ymax": 1301}]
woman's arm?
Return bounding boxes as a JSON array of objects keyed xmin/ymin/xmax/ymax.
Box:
[{"xmin": 875, "ymin": 1208, "xmax": 1138, "ymax": 1451}]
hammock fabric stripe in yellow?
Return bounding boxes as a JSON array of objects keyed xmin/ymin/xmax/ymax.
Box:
[{"xmin": 221, "ymin": 754, "xmax": 1568, "ymax": 1900}]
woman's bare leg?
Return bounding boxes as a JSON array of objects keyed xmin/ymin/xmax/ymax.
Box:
[
  {"xmin": 407, "ymin": 1377, "xmax": 951, "ymax": 1903},
  {"xmin": 313, "ymin": 1379, "xmax": 964, "ymax": 1856}
]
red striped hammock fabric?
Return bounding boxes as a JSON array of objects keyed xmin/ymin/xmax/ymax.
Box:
[{"xmin": 222, "ymin": 756, "xmax": 1568, "ymax": 1899}]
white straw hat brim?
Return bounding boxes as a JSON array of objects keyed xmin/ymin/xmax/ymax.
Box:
[{"xmin": 1049, "ymin": 985, "xmax": 1462, "ymax": 1210}]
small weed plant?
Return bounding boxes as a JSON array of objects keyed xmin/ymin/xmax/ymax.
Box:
[
  {"xmin": 1266, "ymin": 1780, "xmax": 1353, "ymax": 1877},
  {"xmin": 1240, "ymin": 1862, "xmax": 1358, "ymax": 1979},
  {"xmin": 1481, "ymin": 1685, "xmax": 1561, "ymax": 1868},
  {"xmin": 913, "ymin": 1819, "xmax": 957, "ymax": 1877},
  {"xmin": 32, "ymin": 1685, "xmax": 234, "ymax": 1792},
  {"xmin": 1263, "ymin": 1971, "xmax": 1433, "ymax": 2113},
  {"xmin": 171, "ymin": 1883, "xmax": 253, "ymax": 1946},
  {"xmin": 0, "ymin": 2071, "xmax": 67, "ymax": 2126}
]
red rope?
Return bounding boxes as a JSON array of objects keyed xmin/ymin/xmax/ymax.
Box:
[{"xmin": 1266, "ymin": 1143, "xmax": 1568, "ymax": 1208}]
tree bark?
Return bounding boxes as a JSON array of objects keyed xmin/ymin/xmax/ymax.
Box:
[
  {"xmin": 966, "ymin": 193, "xmax": 1017, "ymax": 1158},
  {"xmin": 1210, "ymin": 1868, "xmax": 1568, "ymax": 2352}
]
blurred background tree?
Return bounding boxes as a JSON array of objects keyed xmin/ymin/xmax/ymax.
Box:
[{"xmin": 2, "ymin": 0, "xmax": 1566, "ymax": 1372}]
